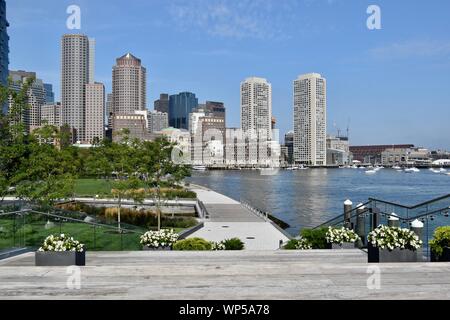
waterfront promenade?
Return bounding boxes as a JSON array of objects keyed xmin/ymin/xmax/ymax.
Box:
[
  {"xmin": 1, "ymin": 250, "xmax": 450, "ymax": 299},
  {"xmin": 188, "ymin": 185, "xmax": 290, "ymax": 250}
]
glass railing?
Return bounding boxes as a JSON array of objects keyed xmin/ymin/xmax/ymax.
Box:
[{"xmin": 0, "ymin": 209, "xmax": 145, "ymax": 252}]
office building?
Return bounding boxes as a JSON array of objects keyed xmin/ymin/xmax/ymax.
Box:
[
  {"xmin": 111, "ymin": 113, "xmax": 149, "ymax": 142},
  {"xmin": 9, "ymin": 70, "xmax": 45, "ymax": 132},
  {"xmin": 0, "ymin": 0, "xmax": 8, "ymax": 114},
  {"xmin": 293, "ymin": 73, "xmax": 327, "ymax": 166},
  {"xmin": 284, "ymin": 131, "xmax": 294, "ymax": 164},
  {"xmin": 148, "ymin": 110, "xmax": 168, "ymax": 133},
  {"xmin": 61, "ymin": 34, "xmax": 93, "ymax": 143},
  {"xmin": 43, "ymin": 83, "xmax": 55, "ymax": 104},
  {"xmin": 350, "ymin": 144, "xmax": 415, "ymax": 164},
  {"xmin": 154, "ymin": 93, "xmax": 169, "ymax": 114},
  {"xmin": 112, "ymin": 53, "xmax": 146, "ymax": 114},
  {"xmin": 41, "ymin": 103, "xmax": 62, "ymax": 127},
  {"xmin": 169, "ymin": 92, "xmax": 198, "ymax": 129},
  {"xmin": 85, "ymin": 82, "xmax": 105, "ymax": 143}
]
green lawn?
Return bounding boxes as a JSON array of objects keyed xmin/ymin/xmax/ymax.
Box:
[
  {"xmin": 74, "ymin": 179, "xmax": 114, "ymax": 197},
  {"xmin": 0, "ymin": 217, "xmax": 185, "ymax": 251}
]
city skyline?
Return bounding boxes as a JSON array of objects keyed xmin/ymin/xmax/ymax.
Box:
[{"xmin": 6, "ymin": 0, "xmax": 450, "ymax": 149}]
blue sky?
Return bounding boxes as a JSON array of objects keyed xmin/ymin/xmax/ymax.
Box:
[{"xmin": 6, "ymin": 0, "xmax": 450, "ymax": 149}]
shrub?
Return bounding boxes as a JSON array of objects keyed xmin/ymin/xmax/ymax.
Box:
[
  {"xmin": 300, "ymin": 228, "xmax": 328, "ymax": 249},
  {"xmin": 368, "ymin": 225, "xmax": 422, "ymax": 251},
  {"xmin": 429, "ymin": 226, "xmax": 450, "ymax": 257},
  {"xmin": 38, "ymin": 234, "xmax": 84, "ymax": 252},
  {"xmin": 283, "ymin": 238, "xmax": 312, "ymax": 250},
  {"xmin": 140, "ymin": 229, "xmax": 179, "ymax": 249},
  {"xmin": 173, "ymin": 237, "xmax": 212, "ymax": 251},
  {"xmin": 326, "ymin": 226, "xmax": 360, "ymax": 245},
  {"xmin": 222, "ymin": 238, "xmax": 245, "ymax": 250}
]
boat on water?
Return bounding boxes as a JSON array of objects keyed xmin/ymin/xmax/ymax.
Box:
[
  {"xmin": 365, "ymin": 170, "xmax": 377, "ymax": 175},
  {"xmin": 392, "ymin": 165, "xmax": 401, "ymax": 170},
  {"xmin": 404, "ymin": 167, "xmax": 420, "ymax": 173},
  {"xmin": 192, "ymin": 165, "xmax": 207, "ymax": 171}
]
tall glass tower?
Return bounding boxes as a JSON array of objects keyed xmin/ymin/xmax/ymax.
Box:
[
  {"xmin": 169, "ymin": 92, "xmax": 198, "ymax": 129},
  {"xmin": 0, "ymin": 0, "xmax": 9, "ymax": 114}
]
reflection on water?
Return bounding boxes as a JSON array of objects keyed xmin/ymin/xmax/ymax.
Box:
[{"xmin": 187, "ymin": 169, "xmax": 450, "ymax": 235}]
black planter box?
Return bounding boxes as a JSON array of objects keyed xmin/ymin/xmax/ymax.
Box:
[
  {"xmin": 431, "ymin": 247, "xmax": 450, "ymax": 262},
  {"xmin": 35, "ymin": 251, "xmax": 86, "ymax": 266},
  {"xmin": 327, "ymin": 242, "xmax": 356, "ymax": 249},
  {"xmin": 368, "ymin": 244, "xmax": 419, "ymax": 263}
]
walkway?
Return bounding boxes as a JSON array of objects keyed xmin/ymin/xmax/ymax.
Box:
[
  {"xmin": 189, "ymin": 186, "xmax": 290, "ymax": 250},
  {"xmin": 1, "ymin": 250, "xmax": 450, "ymax": 299}
]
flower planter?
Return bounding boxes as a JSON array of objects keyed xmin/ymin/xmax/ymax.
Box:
[
  {"xmin": 368, "ymin": 244, "xmax": 418, "ymax": 263},
  {"xmin": 35, "ymin": 251, "xmax": 86, "ymax": 266},
  {"xmin": 327, "ymin": 242, "xmax": 356, "ymax": 249},
  {"xmin": 142, "ymin": 246, "xmax": 171, "ymax": 251},
  {"xmin": 430, "ymin": 247, "xmax": 450, "ymax": 262}
]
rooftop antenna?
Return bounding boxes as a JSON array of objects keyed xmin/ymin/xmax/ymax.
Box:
[{"xmin": 346, "ymin": 118, "xmax": 350, "ymax": 139}]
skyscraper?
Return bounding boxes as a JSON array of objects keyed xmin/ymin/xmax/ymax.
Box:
[
  {"xmin": 293, "ymin": 73, "xmax": 327, "ymax": 166},
  {"xmin": 85, "ymin": 82, "xmax": 105, "ymax": 143},
  {"xmin": 112, "ymin": 53, "xmax": 146, "ymax": 114},
  {"xmin": 88, "ymin": 38, "xmax": 95, "ymax": 84},
  {"xmin": 169, "ymin": 92, "xmax": 198, "ymax": 129},
  {"xmin": 41, "ymin": 103, "xmax": 62, "ymax": 127},
  {"xmin": 43, "ymin": 83, "xmax": 55, "ymax": 104},
  {"xmin": 0, "ymin": 0, "xmax": 9, "ymax": 114},
  {"xmin": 284, "ymin": 131, "xmax": 294, "ymax": 164},
  {"xmin": 61, "ymin": 34, "xmax": 91, "ymax": 143},
  {"xmin": 205, "ymin": 101, "xmax": 226, "ymax": 120},
  {"xmin": 240, "ymin": 77, "xmax": 272, "ymax": 140},
  {"xmin": 9, "ymin": 70, "xmax": 45, "ymax": 133},
  {"xmin": 154, "ymin": 93, "xmax": 169, "ymax": 114}
]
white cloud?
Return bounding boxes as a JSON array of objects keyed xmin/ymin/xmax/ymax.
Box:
[
  {"xmin": 167, "ymin": 0, "xmax": 299, "ymax": 40},
  {"xmin": 370, "ymin": 40, "xmax": 450, "ymax": 59}
]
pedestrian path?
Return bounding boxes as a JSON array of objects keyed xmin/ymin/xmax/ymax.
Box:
[{"xmin": 190, "ymin": 186, "xmax": 290, "ymax": 250}]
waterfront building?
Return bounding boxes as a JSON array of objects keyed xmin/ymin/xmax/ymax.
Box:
[
  {"xmin": 85, "ymin": 82, "xmax": 105, "ymax": 143},
  {"xmin": 381, "ymin": 147, "xmax": 431, "ymax": 166},
  {"xmin": 43, "ymin": 83, "xmax": 54, "ymax": 104},
  {"xmin": 9, "ymin": 70, "xmax": 45, "ymax": 133},
  {"xmin": 41, "ymin": 103, "xmax": 62, "ymax": 127},
  {"xmin": 112, "ymin": 53, "xmax": 146, "ymax": 114},
  {"xmin": 326, "ymin": 135, "xmax": 351, "ymax": 165},
  {"xmin": 350, "ymin": 144, "xmax": 414, "ymax": 164},
  {"xmin": 169, "ymin": 92, "xmax": 198, "ymax": 130},
  {"xmin": 161, "ymin": 127, "xmax": 191, "ymax": 164},
  {"xmin": 154, "ymin": 93, "xmax": 169, "ymax": 114},
  {"xmin": 148, "ymin": 110, "xmax": 168, "ymax": 133},
  {"xmin": 0, "ymin": 0, "xmax": 8, "ymax": 114},
  {"xmin": 293, "ymin": 73, "xmax": 327, "ymax": 166},
  {"xmin": 240, "ymin": 77, "xmax": 272, "ymax": 140},
  {"xmin": 225, "ymin": 128, "xmax": 247, "ymax": 166},
  {"xmin": 284, "ymin": 131, "xmax": 294, "ymax": 164},
  {"xmin": 61, "ymin": 34, "xmax": 93, "ymax": 143}
]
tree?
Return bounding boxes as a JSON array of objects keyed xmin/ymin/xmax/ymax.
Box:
[
  {"xmin": 12, "ymin": 125, "xmax": 76, "ymax": 209},
  {"xmin": 0, "ymin": 78, "xmax": 34, "ymax": 203},
  {"xmin": 138, "ymin": 137, "xmax": 191, "ymax": 230}
]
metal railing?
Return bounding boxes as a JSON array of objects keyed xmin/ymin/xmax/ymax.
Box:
[
  {"xmin": 310, "ymin": 194, "xmax": 450, "ymax": 260},
  {"xmin": 0, "ymin": 209, "xmax": 144, "ymax": 252}
]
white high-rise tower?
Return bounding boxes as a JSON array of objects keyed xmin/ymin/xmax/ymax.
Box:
[
  {"xmin": 61, "ymin": 34, "xmax": 90, "ymax": 143},
  {"xmin": 293, "ymin": 73, "xmax": 327, "ymax": 166},
  {"xmin": 240, "ymin": 77, "xmax": 272, "ymax": 139}
]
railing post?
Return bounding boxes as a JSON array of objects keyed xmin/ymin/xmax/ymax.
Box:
[
  {"xmin": 371, "ymin": 207, "xmax": 381, "ymax": 231},
  {"xmin": 410, "ymin": 219, "xmax": 425, "ymax": 261},
  {"xmin": 344, "ymin": 199, "xmax": 352, "ymax": 229},
  {"xmin": 356, "ymin": 203, "xmax": 366, "ymax": 247},
  {"xmin": 388, "ymin": 212, "xmax": 400, "ymax": 227}
]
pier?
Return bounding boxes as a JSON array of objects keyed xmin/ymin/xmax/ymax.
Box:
[{"xmin": 188, "ymin": 185, "xmax": 290, "ymax": 250}]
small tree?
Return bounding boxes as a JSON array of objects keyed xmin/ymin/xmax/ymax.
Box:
[{"xmin": 139, "ymin": 137, "xmax": 191, "ymax": 230}]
